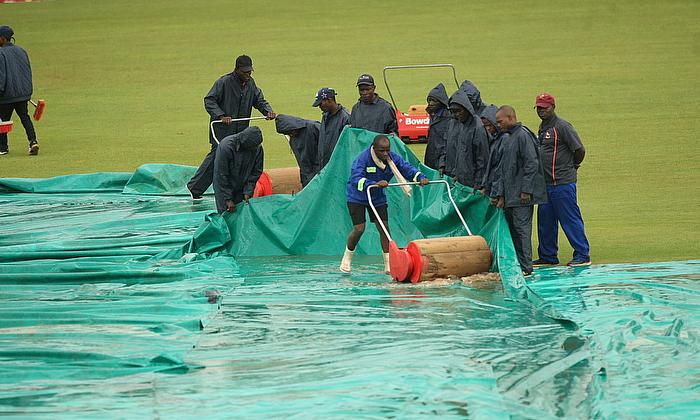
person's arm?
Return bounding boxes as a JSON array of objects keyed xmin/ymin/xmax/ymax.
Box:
[
  {"xmin": 214, "ymin": 141, "xmax": 235, "ymax": 205},
  {"xmin": 472, "ymin": 126, "xmax": 489, "ymax": 189},
  {"xmin": 574, "ymin": 146, "xmax": 585, "ymax": 167},
  {"xmin": 243, "ymin": 148, "xmax": 264, "ymax": 201},
  {"xmin": 253, "ymin": 86, "xmax": 275, "ymax": 119},
  {"xmin": 490, "ymin": 137, "xmax": 505, "ymax": 204},
  {"xmin": 562, "ymin": 122, "xmax": 585, "ymax": 166},
  {"xmin": 519, "ymin": 131, "xmax": 539, "ymax": 204},
  {"xmin": 204, "ymin": 78, "xmax": 226, "ymax": 119},
  {"xmin": 0, "ymin": 53, "xmax": 7, "ymax": 97},
  {"xmin": 385, "ymin": 105, "xmax": 398, "ymax": 134},
  {"xmin": 392, "ymin": 153, "xmax": 424, "ymax": 184},
  {"xmin": 349, "ymin": 155, "xmax": 373, "ymax": 192}
]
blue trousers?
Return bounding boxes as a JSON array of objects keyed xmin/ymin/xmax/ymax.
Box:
[{"xmin": 537, "ymin": 183, "xmax": 590, "ymax": 263}]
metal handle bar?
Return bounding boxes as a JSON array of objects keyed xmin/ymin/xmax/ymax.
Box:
[
  {"xmin": 366, "ymin": 179, "xmax": 473, "ymax": 243},
  {"xmin": 210, "ymin": 117, "xmax": 268, "ymax": 144},
  {"xmin": 382, "ymin": 64, "xmax": 459, "ymax": 111}
]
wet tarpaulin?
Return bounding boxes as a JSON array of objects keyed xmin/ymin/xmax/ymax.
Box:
[{"xmin": 0, "ymin": 128, "xmax": 698, "ymax": 417}]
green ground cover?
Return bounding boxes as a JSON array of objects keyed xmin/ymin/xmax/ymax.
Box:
[{"xmin": 0, "ymin": 0, "xmax": 698, "ymax": 263}]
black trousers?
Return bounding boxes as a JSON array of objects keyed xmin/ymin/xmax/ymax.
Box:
[
  {"xmin": 0, "ymin": 101, "xmax": 36, "ymax": 152},
  {"xmin": 505, "ymin": 206, "xmax": 534, "ymax": 274},
  {"xmin": 187, "ymin": 142, "xmax": 218, "ymax": 197}
]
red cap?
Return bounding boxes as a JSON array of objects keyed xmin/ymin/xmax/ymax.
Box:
[{"xmin": 535, "ymin": 92, "xmax": 555, "ymax": 108}]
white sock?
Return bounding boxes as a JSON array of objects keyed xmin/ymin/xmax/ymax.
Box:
[{"xmin": 340, "ymin": 247, "xmax": 354, "ymax": 273}]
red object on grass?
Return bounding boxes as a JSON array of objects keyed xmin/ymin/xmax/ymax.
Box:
[
  {"xmin": 252, "ymin": 171, "xmax": 272, "ymax": 198},
  {"xmin": 33, "ymin": 99, "xmax": 46, "ymax": 121},
  {"xmin": 0, "ymin": 121, "xmax": 13, "ymax": 134}
]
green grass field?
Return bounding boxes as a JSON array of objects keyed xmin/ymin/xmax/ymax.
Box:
[{"xmin": 1, "ymin": 0, "xmax": 698, "ymax": 263}]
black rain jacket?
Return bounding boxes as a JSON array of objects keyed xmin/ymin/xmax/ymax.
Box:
[
  {"xmin": 275, "ymin": 114, "xmax": 321, "ymax": 187},
  {"xmin": 204, "ymin": 73, "xmax": 273, "ymax": 144},
  {"xmin": 423, "ymin": 83, "xmax": 452, "ymax": 170},
  {"xmin": 318, "ymin": 105, "xmax": 351, "ymax": 170},
  {"xmin": 213, "ymin": 126, "xmax": 264, "ymax": 213},
  {"xmin": 0, "ymin": 43, "xmax": 32, "ymax": 104},
  {"xmin": 442, "ymin": 90, "xmax": 489, "ymax": 188},
  {"xmin": 491, "ymin": 123, "xmax": 547, "ymax": 208}
]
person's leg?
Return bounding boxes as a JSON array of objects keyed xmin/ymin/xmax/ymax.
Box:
[
  {"xmin": 187, "ymin": 143, "xmax": 217, "ymax": 198},
  {"xmin": 536, "ymin": 186, "xmax": 560, "ymax": 264},
  {"xmin": 369, "ymin": 204, "xmax": 391, "ymax": 273},
  {"xmin": 511, "ymin": 206, "xmax": 534, "ymax": 274},
  {"xmin": 346, "ymin": 223, "xmax": 366, "ymax": 251},
  {"xmin": 14, "ymin": 102, "xmax": 36, "ymax": 145},
  {"xmin": 372, "ymin": 219, "xmax": 390, "ymax": 252},
  {"xmin": 341, "ymin": 203, "xmax": 367, "ymax": 272},
  {"xmin": 506, "ymin": 207, "xmax": 527, "ymax": 274},
  {"xmin": 369, "ymin": 204, "xmax": 390, "ymax": 253},
  {"xmin": 0, "ymin": 103, "xmax": 13, "ymax": 153},
  {"xmin": 556, "ymin": 183, "xmax": 591, "ymax": 263}
]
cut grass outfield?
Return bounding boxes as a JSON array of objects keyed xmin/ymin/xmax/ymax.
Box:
[{"xmin": 1, "ymin": 0, "xmax": 698, "ymax": 264}]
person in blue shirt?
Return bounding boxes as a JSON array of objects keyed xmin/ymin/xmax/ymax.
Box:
[{"xmin": 340, "ymin": 134, "xmax": 429, "ymax": 274}]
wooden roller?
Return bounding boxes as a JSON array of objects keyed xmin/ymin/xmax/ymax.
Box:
[
  {"xmin": 267, "ymin": 167, "xmax": 304, "ymax": 195},
  {"xmin": 253, "ymin": 167, "xmax": 304, "ymax": 197},
  {"xmin": 390, "ymin": 235, "xmax": 492, "ymax": 283}
]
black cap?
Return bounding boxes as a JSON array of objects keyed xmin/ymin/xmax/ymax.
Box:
[
  {"xmin": 312, "ymin": 87, "xmax": 336, "ymax": 107},
  {"xmin": 235, "ymin": 55, "xmax": 253, "ymax": 72},
  {"xmin": 356, "ymin": 74, "xmax": 374, "ymax": 86},
  {"xmin": 0, "ymin": 26, "xmax": 14, "ymax": 40}
]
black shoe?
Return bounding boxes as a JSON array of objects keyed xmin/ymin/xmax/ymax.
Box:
[
  {"xmin": 532, "ymin": 258, "xmax": 558, "ymax": 268},
  {"xmin": 522, "ymin": 270, "xmax": 533, "ymax": 277},
  {"xmin": 29, "ymin": 142, "xmax": 39, "ymax": 156},
  {"xmin": 0, "ymin": 150, "xmax": 7, "ymax": 155},
  {"xmin": 567, "ymin": 258, "xmax": 591, "ymax": 267}
]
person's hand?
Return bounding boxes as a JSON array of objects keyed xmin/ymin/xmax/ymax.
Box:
[
  {"xmin": 480, "ymin": 188, "xmax": 489, "ymax": 196},
  {"xmin": 496, "ymin": 196, "xmax": 505, "ymax": 208},
  {"xmin": 266, "ymin": 112, "xmax": 276, "ymax": 120},
  {"xmin": 520, "ymin": 192, "xmax": 531, "ymax": 204},
  {"xmin": 225, "ymin": 199, "xmax": 236, "ymax": 212},
  {"xmin": 244, "ymin": 194, "xmax": 251, "ymax": 204},
  {"xmin": 376, "ymin": 180, "xmax": 389, "ymax": 188},
  {"xmin": 438, "ymin": 167, "xmax": 445, "ymax": 178},
  {"xmin": 419, "ymin": 178, "xmax": 430, "ymax": 186},
  {"xmin": 221, "ymin": 116, "xmax": 233, "ymax": 125}
]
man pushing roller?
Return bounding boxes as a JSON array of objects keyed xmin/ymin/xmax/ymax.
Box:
[
  {"xmin": 340, "ymin": 135, "xmax": 429, "ymax": 274},
  {"xmin": 187, "ymin": 55, "xmax": 275, "ymax": 201}
]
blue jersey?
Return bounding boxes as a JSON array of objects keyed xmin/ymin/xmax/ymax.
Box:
[{"xmin": 346, "ymin": 148, "xmax": 425, "ymax": 206}]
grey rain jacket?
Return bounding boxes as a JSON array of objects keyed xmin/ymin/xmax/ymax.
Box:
[
  {"xmin": 318, "ymin": 104, "xmax": 351, "ymax": 170},
  {"xmin": 213, "ymin": 126, "xmax": 264, "ymax": 213},
  {"xmin": 459, "ymin": 80, "xmax": 488, "ymax": 117},
  {"xmin": 441, "ymin": 90, "xmax": 489, "ymax": 188},
  {"xmin": 275, "ymin": 114, "xmax": 321, "ymax": 187},
  {"xmin": 0, "ymin": 43, "xmax": 32, "ymax": 104},
  {"xmin": 480, "ymin": 105, "xmax": 503, "ymax": 192},
  {"xmin": 423, "ymin": 83, "xmax": 452, "ymax": 170},
  {"xmin": 349, "ymin": 94, "xmax": 397, "ymax": 135},
  {"xmin": 491, "ymin": 123, "xmax": 547, "ymax": 208},
  {"xmin": 204, "ymin": 73, "xmax": 273, "ymax": 144}
]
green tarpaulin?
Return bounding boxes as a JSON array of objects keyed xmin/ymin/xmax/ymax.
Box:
[{"xmin": 0, "ymin": 128, "xmax": 697, "ymax": 418}]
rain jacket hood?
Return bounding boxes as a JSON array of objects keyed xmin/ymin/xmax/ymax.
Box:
[
  {"xmin": 449, "ymin": 90, "xmax": 478, "ymax": 120},
  {"xmin": 481, "ymin": 104, "xmax": 500, "ymax": 136},
  {"xmin": 427, "ymin": 83, "xmax": 449, "ymax": 108},
  {"xmin": 234, "ymin": 126, "xmax": 263, "ymax": 151},
  {"xmin": 275, "ymin": 114, "xmax": 307, "ymax": 133},
  {"xmin": 459, "ymin": 80, "xmax": 486, "ymax": 115}
]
